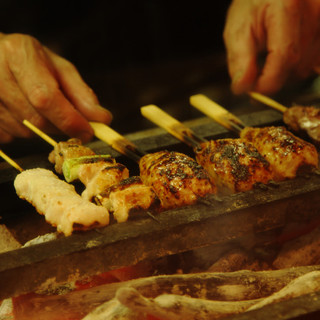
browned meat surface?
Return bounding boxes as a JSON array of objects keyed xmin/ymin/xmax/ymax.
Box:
[
  {"xmin": 139, "ymin": 151, "xmax": 216, "ymax": 210},
  {"xmin": 194, "ymin": 139, "xmax": 273, "ymax": 194},
  {"xmin": 77, "ymin": 157, "xmax": 117, "ymax": 185},
  {"xmin": 241, "ymin": 126, "xmax": 319, "ymax": 180},
  {"xmin": 48, "ymin": 138, "xmax": 95, "ymax": 174},
  {"xmin": 95, "ymin": 176, "xmax": 159, "ymax": 223},
  {"xmin": 82, "ymin": 164, "xmax": 129, "ymax": 201},
  {"xmin": 283, "ymin": 105, "xmax": 320, "ymax": 144}
]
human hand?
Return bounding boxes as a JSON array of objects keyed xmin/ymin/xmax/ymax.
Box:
[
  {"xmin": 0, "ymin": 33, "xmax": 112, "ymax": 144},
  {"xmin": 224, "ymin": 0, "xmax": 320, "ymax": 95}
]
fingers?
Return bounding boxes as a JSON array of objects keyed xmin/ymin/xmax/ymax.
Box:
[
  {"xmin": 0, "ymin": 33, "xmax": 113, "ymax": 144},
  {"xmin": 224, "ymin": 0, "xmax": 319, "ymax": 95},
  {"xmin": 0, "ymin": 101, "xmax": 28, "ymax": 143},
  {"xmin": 3, "ymin": 34, "xmax": 98, "ymax": 142},
  {"xmin": 223, "ymin": 0, "xmax": 261, "ymax": 94},
  {"xmin": 45, "ymin": 49, "xmax": 113, "ymax": 125},
  {"xmin": 254, "ymin": 1, "xmax": 302, "ymax": 94}
]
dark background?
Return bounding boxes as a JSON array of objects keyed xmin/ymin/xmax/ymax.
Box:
[{"xmin": 0, "ymin": 0, "xmax": 232, "ymax": 133}]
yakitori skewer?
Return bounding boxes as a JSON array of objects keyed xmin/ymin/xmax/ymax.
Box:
[
  {"xmin": 248, "ymin": 91, "xmax": 320, "ymax": 145},
  {"xmin": 22, "ymin": 120, "xmax": 159, "ymax": 223},
  {"xmin": 0, "ymin": 147, "xmax": 109, "ymax": 236},
  {"xmin": 189, "ymin": 94, "xmax": 319, "ymax": 181},
  {"xmin": 141, "ymin": 104, "xmax": 273, "ymax": 195},
  {"xmin": 89, "ymin": 122, "xmax": 216, "ymax": 209},
  {"xmin": 23, "ymin": 120, "xmax": 215, "ymax": 212}
]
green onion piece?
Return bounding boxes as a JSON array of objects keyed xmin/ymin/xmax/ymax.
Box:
[{"xmin": 62, "ymin": 155, "xmax": 112, "ymax": 182}]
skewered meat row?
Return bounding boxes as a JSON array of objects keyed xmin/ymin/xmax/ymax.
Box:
[
  {"xmin": 140, "ymin": 104, "xmax": 274, "ymax": 196},
  {"xmin": 49, "ymin": 137, "xmax": 216, "ymax": 209},
  {"xmin": 189, "ymin": 94, "xmax": 319, "ymax": 182},
  {"xmin": 241, "ymin": 126, "xmax": 319, "ymax": 181},
  {"xmin": 194, "ymin": 138, "xmax": 273, "ymax": 194},
  {"xmin": 48, "ymin": 139, "xmax": 158, "ymax": 223},
  {"xmin": 14, "ymin": 168, "xmax": 109, "ymax": 236}
]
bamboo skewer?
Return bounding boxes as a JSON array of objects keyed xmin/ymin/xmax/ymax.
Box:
[
  {"xmin": 89, "ymin": 122, "xmax": 146, "ymax": 162},
  {"xmin": 0, "ymin": 149, "xmax": 23, "ymax": 172},
  {"xmin": 190, "ymin": 94, "xmax": 245, "ymax": 133},
  {"xmin": 141, "ymin": 105, "xmax": 206, "ymax": 148},
  {"xmin": 23, "ymin": 119, "xmax": 57, "ymax": 147},
  {"xmin": 189, "ymin": 94, "xmax": 245, "ymax": 134},
  {"xmin": 22, "ymin": 119, "xmax": 145, "ymax": 163},
  {"xmin": 248, "ymin": 92, "xmax": 288, "ymax": 113}
]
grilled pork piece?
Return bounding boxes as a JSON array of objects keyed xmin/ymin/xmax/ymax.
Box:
[
  {"xmin": 14, "ymin": 168, "xmax": 109, "ymax": 236},
  {"xmin": 95, "ymin": 176, "xmax": 159, "ymax": 223},
  {"xmin": 241, "ymin": 126, "xmax": 319, "ymax": 180},
  {"xmin": 139, "ymin": 151, "xmax": 216, "ymax": 209},
  {"xmin": 48, "ymin": 138, "xmax": 95, "ymax": 174},
  {"xmin": 194, "ymin": 139, "xmax": 273, "ymax": 194},
  {"xmin": 283, "ymin": 106, "xmax": 320, "ymax": 145}
]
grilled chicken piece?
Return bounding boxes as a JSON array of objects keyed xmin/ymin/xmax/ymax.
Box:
[
  {"xmin": 82, "ymin": 164, "xmax": 129, "ymax": 201},
  {"xmin": 14, "ymin": 168, "xmax": 109, "ymax": 236},
  {"xmin": 48, "ymin": 138, "xmax": 95, "ymax": 174},
  {"xmin": 283, "ymin": 105, "xmax": 320, "ymax": 145},
  {"xmin": 139, "ymin": 151, "xmax": 216, "ymax": 210},
  {"xmin": 241, "ymin": 126, "xmax": 319, "ymax": 180},
  {"xmin": 47, "ymin": 138, "xmax": 130, "ymax": 201},
  {"xmin": 77, "ymin": 157, "xmax": 117, "ymax": 185},
  {"xmin": 95, "ymin": 176, "xmax": 159, "ymax": 223},
  {"xmin": 194, "ymin": 139, "xmax": 273, "ymax": 195}
]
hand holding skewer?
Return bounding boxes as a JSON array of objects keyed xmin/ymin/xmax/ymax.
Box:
[{"xmin": 0, "ymin": 33, "xmax": 112, "ymax": 144}]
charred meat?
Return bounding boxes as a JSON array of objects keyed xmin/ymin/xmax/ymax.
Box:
[
  {"xmin": 139, "ymin": 151, "xmax": 216, "ymax": 209},
  {"xmin": 240, "ymin": 126, "xmax": 319, "ymax": 180},
  {"xmin": 48, "ymin": 138, "xmax": 95, "ymax": 174},
  {"xmin": 283, "ymin": 105, "xmax": 320, "ymax": 145},
  {"xmin": 95, "ymin": 176, "xmax": 159, "ymax": 223},
  {"xmin": 194, "ymin": 139, "xmax": 273, "ymax": 194}
]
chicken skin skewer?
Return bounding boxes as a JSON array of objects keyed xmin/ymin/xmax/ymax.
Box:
[
  {"xmin": 249, "ymin": 91, "xmax": 320, "ymax": 145},
  {"xmin": 0, "ymin": 148, "xmax": 110, "ymax": 236},
  {"xmin": 141, "ymin": 105, "xmax": 273, "ymax": 195},
  {"xmin": 190, "ymin": 94, "xmax": 319, "ymax": 181}
]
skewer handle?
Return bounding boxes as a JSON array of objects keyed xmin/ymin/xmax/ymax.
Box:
[
  {"xmin": 248, "ymin": 92, "xmax": 287, "ymax": 113},
  {"xmin": 89, "ymin": 122, "xmax": 145, "ymax": 162},
  {"xmin": 0, "ymin": 150, "xmax": 23, "ymax": 172},
  {"xmin": 23, "ymin": 120, "xmax": 57, "ymax": 147},
  {"xmin": 190, "ymin": 94, "xmax": 245, "ymax": 133},
  {"xmin": 141, "ymin": 105, "xmax": 205, "ymax": 148}
]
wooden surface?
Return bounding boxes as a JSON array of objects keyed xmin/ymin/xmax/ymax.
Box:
[{"xmin": 2, "ymin": 109, "xmax": 320, "ymax": 301}]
